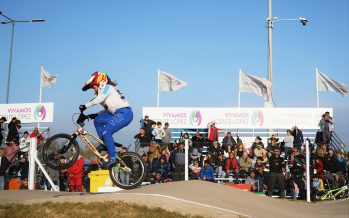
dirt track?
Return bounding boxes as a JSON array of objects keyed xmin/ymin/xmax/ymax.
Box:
[{"xmin": 1, "ymin": 181, "xmax": 348, "ymax": 218}]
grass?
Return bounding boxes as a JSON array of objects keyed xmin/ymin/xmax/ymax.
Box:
[{"xmin": 0, "ymin": 201, "xmax": 205, "ymax": 218}]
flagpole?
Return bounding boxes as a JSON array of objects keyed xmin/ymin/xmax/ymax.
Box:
[
  {"xmin": 316, "ymin": 68, "xmax": 319, "ymax": 108},
  {"xmin": 157, "ymin": 69, "xmax": 160, "ymax": 107},
  {"xmin": 238, "ymin": 69, "xmax": 241, "ymax": 108},
  {"xmin": 38, "ymin": 66, "xmax": 43, "ymax": 128}
]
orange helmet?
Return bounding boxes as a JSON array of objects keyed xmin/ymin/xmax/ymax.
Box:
[{"xmin": 82, "ymin": 71, "xmax": 110, "ymax": 91}]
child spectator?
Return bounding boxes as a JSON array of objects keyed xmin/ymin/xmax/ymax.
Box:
[
  {"xmin": 152, "ymin": 122, "xmax": 166, "ymax": 144},
  {"xmin": 67, "ymin": 153, "xmax": 84, "ymax": 192}
]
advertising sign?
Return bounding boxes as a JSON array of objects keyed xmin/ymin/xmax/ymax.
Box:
[
  {"xmin": 0, "ymin": 103, "xmax": 54, "ymax": 123},
  {"xmin": 142, "ymin": 107, "xmax": 332, "ymax": 129}
]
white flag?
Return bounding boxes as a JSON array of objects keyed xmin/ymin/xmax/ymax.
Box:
[
  {"xmin": 239, "ymin": 70, "xmax": 272, "ymax": 100},
  {"xmin": 158, "ymin": 70, "xmax": 187, "ymax": 92},
  {"xmin": 317, "ymin": 69, "xmax": 348, "ymax": 97},
  {"xmin": 41, "ymin": 67, "xmax": 58, "ymax": 89}
]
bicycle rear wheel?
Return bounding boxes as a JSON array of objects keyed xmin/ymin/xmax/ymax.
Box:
[
  {"xmin": 42, "ymin": 133, "xmax": 80, "ymax": 170},
  {"xmin": 109, "ymin": 152, "xmax": 146, "ymax": 190}
]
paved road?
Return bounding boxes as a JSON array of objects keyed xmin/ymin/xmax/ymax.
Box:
[{"xmin": 1, "ymin": 181, "xmax": 348, "ymax": 218}]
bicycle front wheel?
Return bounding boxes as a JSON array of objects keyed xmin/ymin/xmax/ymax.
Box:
[
  {"xmin": 42, "ymin": 133, "xmax": 80, "ymax": 170},
  {"xmin": 109, "ymin": 152, "xmax": 146, "ymax": 190}
]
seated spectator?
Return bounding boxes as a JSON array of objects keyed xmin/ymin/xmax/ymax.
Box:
[
  {"xmin": 210, "ymin": 141, "xmax": 223, "ymax": 161},
  {"xmin": 190, "ymin": 148, "xmax": 201, "ymax": 163},
  {"xmin": 223, "ymin": 144, "xmax": 232, "ymax": 159},
  {"xmin": 222, "ymin": 132, "xmax": 237, "ymax": 151},
  {"xmin": 191, "ymin": 131, "xmax": 205, "ymax": 151},
  {"xmin": 254, "ymin": 157, "xmax": 265, "ymax": 169},
  {"xmin": 315, "ymin": 158, "xmax": 325, "ymax": 180},
  {"xmin": 312, "ymin": 175, "xmax": 325, "ymax": 200},
  {"xmin": 316, "ymin": 143, "xmax": 327, "ymax": 160},
  {"xmin": 189, "ymin": 160, "xmax": 201, "ymax": 180},
  {"xmin": 160, "ymin": 146, "xmax": 170, "ymax": 162},
  {"xmin": 152, "ymin": 155, "xmax": 170, "ymax": 178},
  {"xmin": 251, "ymin": 136, "xmax": 264, "ymax": 152},
  {"xmin": 150, "ymin": 171, "xmax": 165, "ymax": 184},
  {"xmin": 245, "ymin": 170, "xmax": 263, "ymax": 192},
  {"xmin": 239, "ymin": 152, "xmax": 252, "ymax": 174},
  {"xmin": 134, "ymin": 128, "xmax": 151, "ymax": 156},
  {"xmin": 20, "ymin": 178, "xmax": 29, "ymax": 190},
  {"xmin": 266, "ymin": 138, "xmax": 279, "ymax": 154},
  {"xmin": 254, "ymin": 144, "xmax": 266, "ymax": 161},
  {"xmin": 149, "ymin": 140, "xmax": 161, "ymax": 162},
  {"xmin": 30, "ymin": 127, "xmax": 44, "ymax": 145},
  {"xmin": 213, "ymin": 153, "xmax": 226, "ymax": 179},
  {"xmin": 225, "ymin": 152, "xmax": 239, "ymax": 177},
  {"xmin": 200, "ymin": 160, "xmax": 215, "ymax": 182},
  {"xmin": 235, "ymin": 142, "xmax": 246, "ymax": 160},
  {"xmin": 268, "ymin": 134, "xmax": 279, "ymax": 144}
]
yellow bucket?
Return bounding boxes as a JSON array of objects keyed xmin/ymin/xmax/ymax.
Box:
[{"xmin": 88, "ymin": 170, "xmax": 114, "ymax": 193}]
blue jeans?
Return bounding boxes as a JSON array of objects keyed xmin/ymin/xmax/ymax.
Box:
[
  {"xmin": 0, "ymin": 176, "xmax": 5, "ymax": 190},
  {"xmin": 94, "ymin": 107, "xmax": 133, "ymax": 159}
]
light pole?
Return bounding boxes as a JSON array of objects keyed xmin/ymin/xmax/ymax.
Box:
[
  {"xmin": 0, "ymin": 11, "xmax": 45, "ymax": 103},
  {"xmin": 266, "ymin": 0, "xmax": 308, "ymax": 107}
]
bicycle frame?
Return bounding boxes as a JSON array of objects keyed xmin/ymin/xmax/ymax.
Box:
[
  {"xmin": 73, "ymin": 126, "xmax": 130, "ymax": 170},
  {"xmin": 73, "ymin": 127, "xmax": 109, "ymax": 163},
  {"xmin": 320, "ymin": 185, "xmax": 348, "ymax": 200}
]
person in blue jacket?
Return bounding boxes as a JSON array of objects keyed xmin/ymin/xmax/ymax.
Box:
[{"xmin": 200, "ymin": 160, "xmax": 215, "ymax": 182}]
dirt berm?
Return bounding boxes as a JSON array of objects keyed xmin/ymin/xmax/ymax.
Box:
[{"xmin": 1, "ymin": 180, "xmax": 348, "ymax": 218}]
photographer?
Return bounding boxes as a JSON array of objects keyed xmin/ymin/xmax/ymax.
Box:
[{"xmin": 318, "ymin": 111, "xmax": 333, "ymax": 145}]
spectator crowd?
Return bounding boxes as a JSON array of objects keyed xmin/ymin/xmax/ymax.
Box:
[{"xmin": 0, "ymin": 111, "xmax": 348, "ymax": 201}]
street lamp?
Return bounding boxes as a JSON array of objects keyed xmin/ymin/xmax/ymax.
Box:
[
  {"xmin": 0, "ymin": 11, "xmax": 45, "ymax": 104},
  {"xmin": 266, "ymin": 0, "xmax": 308, "ymax": 107}
]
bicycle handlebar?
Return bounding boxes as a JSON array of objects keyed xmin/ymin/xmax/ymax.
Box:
[{"xmin": 76, "ymin": 112, "xmax": 97, "ymax": 127}]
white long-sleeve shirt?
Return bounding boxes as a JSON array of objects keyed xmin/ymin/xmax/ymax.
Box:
[{"xmin": 85, "ymin": 84, "xmax": 129, "ymax": 113}]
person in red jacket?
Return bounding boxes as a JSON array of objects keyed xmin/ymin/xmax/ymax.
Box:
[
  {"xmin": 30, "ymin": 127, "xmax": 44, "ymax": 145},
  {"xmin": 67, "ymin": 155, "xmax": 85, "ymax": 192},
  {"xmin": 207, "ymin": 121, "xmax": 219, "ymax": 143},
  {"xmin": 225, "ymin": 152, "xmax": 239, "ymax": 177}
]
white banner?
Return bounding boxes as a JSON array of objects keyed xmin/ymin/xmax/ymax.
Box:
[
  {"xmin": 0, "ymin": 103, "xmax": 54, "ymax": 123},
  {"xmin": 143, "ymin": 107, "xmax": 333, "ymax": 129}
]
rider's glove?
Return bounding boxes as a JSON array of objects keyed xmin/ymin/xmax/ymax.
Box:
[
  {"xmin": 79, "ymin": 104, "xmax": 86, "ymax": 112},
  {"xmin": 88, "ymin": 113, "xmax": 98, "ymax": 119}
]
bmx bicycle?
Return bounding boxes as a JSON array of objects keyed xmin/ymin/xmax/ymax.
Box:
[
  {"xmin": 42, "ymin": 112, "xmax": 146, "ymax": 189},
  {"xmin": 320, "ymin": 185, "xmax": 349, "ymax": 200}
]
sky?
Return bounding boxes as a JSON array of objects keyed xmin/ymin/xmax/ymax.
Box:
[{"xmin": 0, "ymin": 0, "xmax": 348, "ymax": 147}]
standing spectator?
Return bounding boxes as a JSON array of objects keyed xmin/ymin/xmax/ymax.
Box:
[
  {"xmin": 6, "ymin": 118, "xmax": 21, "ymax": 142},
  {"xmin": 5, "ymin": 140, "xmax": 20, "ymax": 163},
  {"xmin": 200, "ymin": 160, "xmax": 215, "ymax": 182},
  {"xmin": 222, "ymin": 132, "xmax": 237, "ymax": 150},
  {"xmin": 162, "ymin": 123, "xmax": 171, "ymax": 147},
  {"xmin": 18, "ymin": 155, "xmax": 29, "ymax": 187},
  {"xmin": 318, "ymin": 112, "xmax": 333, "ymax": 145},
  {"xmin": 170, "ymin": 142, "xmax": 186, "ymax": 181},
  {"xmin": 46, "ymin": 151, "xmax": 60, "ymax": 190},
  {"xmin": 142, "ymin": 154, "xmax": 152, "ymax": 182},
  {"xmin": 283, "ymin": 130, "xmax": 294, "ymax": 160},
  {"xmin": 134, "ymin": 128, "xmax": 151, "ymax": 156},
  {"xmin": 30, "ymin": 127, "xmax": 45, "ymax": 145},
  {"xmin": 66, "ymin": 153, "xmax": 85, "ymax": 192},
  {"xmin": 0, "ymin": 148, "xmax": 10, "ymax": 190},
  {"xmin": 19, "ymin": 131, "xmax": 30, "ymax": 154},
  {"xmin": 0, "ymin": 117, "xmax": 7, "ymax": 145},
  {"xmin": 268, "ymin": 147, "xmax": 286, "ymax": 198},
  {"xmin": 292, "ymin": 126, "xmax": 304, "ymax": 150},
  {"xmin": 207, "ymin": 121, "xmax": 219, "ymax": 143},
  {"xmin": 152, "ymin": 122, "xmax": 166, "ymax": 144},
  {"xmin": 141, "ymin": 115, "xmax": 156, "ymax": 140},
  {"xmin": 59, "ymin": 156, "xmax": 68, "ymax": 191}
]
